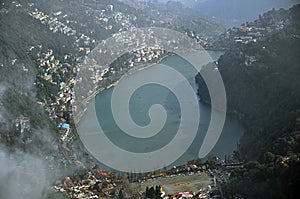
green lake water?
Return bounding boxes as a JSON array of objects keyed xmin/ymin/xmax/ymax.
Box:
[{"xmin": 78, "ymin": 51, "xmax": 244, "ymax": 171}]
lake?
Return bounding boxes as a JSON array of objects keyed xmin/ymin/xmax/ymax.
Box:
[{"xmin": 78, "ymin": 51, "xmax": 244, "ymax": 171}]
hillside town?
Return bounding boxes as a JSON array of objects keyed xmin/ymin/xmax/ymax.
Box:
[
  {"xmin": 1, "ymin": 0, "xmax": 299, "ymax": 198},
  {"xmin": 52, "ymin": 156, "xmax": 243, "ymax": 199},
  {"xmin": 0, "ymin": 4, "xmax": 200, "ymax": 186},
  {"xmin": 0, "ymin": 0, "xmax": 168, "ymax": 183},
  {"xmin": 7, "ymin": 0, "xmax": 167, "ymax": 144}
]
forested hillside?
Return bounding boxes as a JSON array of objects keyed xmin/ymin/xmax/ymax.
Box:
[{"xmin": 196, "ymin": 4, "xmax": 300, "ymax": 198}]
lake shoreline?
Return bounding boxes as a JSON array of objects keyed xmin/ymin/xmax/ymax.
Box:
[
  {"xmin": 77, "ymin": 51, "xmax": 244, "ymax": 171},
  {"xmin": 75, "ymin": 53, "xmax": 171, "ymax": 123}
]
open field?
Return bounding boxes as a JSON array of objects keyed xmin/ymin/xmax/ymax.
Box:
[{"xmin": 135, "ymin": 172, "xmax": 212, "ymax": 195}]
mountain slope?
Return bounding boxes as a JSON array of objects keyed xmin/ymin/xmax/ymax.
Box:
[
  {"xmin": 0, "ymin": 0, "xmax": 228, "ymax": 198},
  {"xmin": 120, "ymin": 0, "xmax": 226, "ymax": 37},
  {"xmin": 196, "ymin": 5, "xmax": 300, "ymax": 198}
]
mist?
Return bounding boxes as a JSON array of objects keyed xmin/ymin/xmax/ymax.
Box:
[{"xmin": 0, "ymin": 148, "xmax": 48, "ymax": 199}]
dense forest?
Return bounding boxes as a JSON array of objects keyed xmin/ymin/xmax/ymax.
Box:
[{"xmin": 196, "ymin": 4, "xmax": 300, "ymax": 198}]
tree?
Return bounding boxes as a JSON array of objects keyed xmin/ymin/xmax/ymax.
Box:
[
  {"xmin": 155, "ymin": 185, "xmax": 160, "ymax": 197},
  {"xmin": 147, "ymin": 187, "xmax": 155, "ymax": 199},
  {"xmin": 145, "ymin": 186, "xmax": 149, "ymax": 198},
  {"xmin": 118, "ymin": 189, "xmax": 124, "ymax": 199}
]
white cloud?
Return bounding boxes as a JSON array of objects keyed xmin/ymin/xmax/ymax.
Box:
[{"xmin": 0, "ymin": 149, "xmax": 48, "ymax": 199}]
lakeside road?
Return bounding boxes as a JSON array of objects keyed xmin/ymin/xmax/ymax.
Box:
[{"xmin": 135, "ymin": 172, "xmax": 212, "ymax": 195}]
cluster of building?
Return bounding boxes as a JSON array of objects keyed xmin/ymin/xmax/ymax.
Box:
[
  {"xmin": 50, "ymin": 155, "xmax": 240, "ymax": 198},
  {"xmin": 27, "ymin": 6, "xmax": 94, "ymax": 56},
  {"xmin": 146, "ymin": 182, "xmax": 213, "ymax": 199},
  {"xmin": 34, "ymin": 47, "xmax": 77, "ymax": 143},
  {"xmin": 29, "ymin": 10, "xmax": 74, "ymax": 36},
  {"xmin": 14, "ymin": 114, "xmax": 30, "ymax": 134},
  {"xmin": 90, "ymin": 47, "xmax": 166, "ymax": 81},
  {"xmin": 130, "ymin": 48, "xmax": 166, "ymax": 66},
  {"xmin": 91, "ymin": 4, "xmax": 137, "ymax": 32},
  {"xmin": 7, "ymin": 2, "xmax": 246, "ymax": 198},
  {"xmin": 53, "ymin": 170, "xmax": 118, "ymax": 199},
  {"xmin": 138, "ymin": 156, "xmax": 243, "ymax": 199},
  {"xmin": 162, "ymin": 191, "xmax": 210, "ymax": 199},
  {"xmin": 7, "ymin": 3, "xmax": 170, "ymax": 188},
  {"xmin": 74, "ymin": 46, "xmax": 168, "ymax": 113},
  {"xmin": 185, "ymin": 30, "xmax": 216, "ymax": 49},
  {"xmin": 28, "ymin": 12, "xmax": 167, "ymax": 152},
  {"xmin": 210, "ymin": 8, "xmax": 293, "ymax": 49},
  {"xmin": 13, "ymin": 115, "xmax": 32, "ymax": 144}
]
